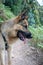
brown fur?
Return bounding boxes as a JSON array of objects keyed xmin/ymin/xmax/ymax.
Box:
[{"xmin": 0, "ymin": 13, "xmax": 28, "ymax": 65}]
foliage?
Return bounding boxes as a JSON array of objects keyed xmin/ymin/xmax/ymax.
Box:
[
  {"xmin": 4, "ymin": 6, "xmax": 15, "ymax": 19},
  {"xmin": 28, "ymin": 0, "xmax": 41, "ymax": 26},
  {"xmin": 33, "ymin": 5, "xmax": 41, "ymax": 25},
  {"xmin": 28, "ymin": 26, "xmax": 43, "ymax": 48},
  {"xmin": 2, "ymin": 0, "xmax": 42, "ymax": 26},
  {"xmin": 38, "ymin": 6, "xmax": 43, "ymax": 25},
  {"xmin": 0, "ymin": 4, "xmax": 15, "ymax": 22},
  {"xmin": 28, "ymin": 9, "xmax": 35, "ymax": 26},
  {"xmin": 4, "ymin": 0, "xmax": 25, "ymax": 15}
]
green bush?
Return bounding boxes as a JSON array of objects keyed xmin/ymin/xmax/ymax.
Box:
[
  {"xmin": 28, "ymin": 26, "xmax": 43, "ymax": 48},
  {"xmin": 4, "ymin": 0, "xmax": 25, "ymax": 15},
  {"xmin": 0, "ymin": 4, "xmax": 15, "ymax": 23},
  {"xmin": 4, "ymin": 6, "xmax": 15, "ymax": 19}
]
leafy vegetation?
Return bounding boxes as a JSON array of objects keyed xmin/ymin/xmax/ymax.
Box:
[
  {"xmin": 4, "ymin": 0, "xmax": 25, "ymax": 15},
  {"xmin": 38, "ymin": 6, "xmax": 43, "ymax": 25},
  {"xmin": 28, "ymin": 26, "xmax": 43, "ymax": 48},
  {"xmin": 0, "ymin": 4, "xmax": 15, "ymax": 22}
]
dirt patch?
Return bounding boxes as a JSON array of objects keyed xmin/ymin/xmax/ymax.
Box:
[
  {"xmin": 6, "ymin": 39, "xmax": 43, "ymax": 65},
  {"xmin": 0, "ymin": 35, "xmax": 43, "ymax": 65}
]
